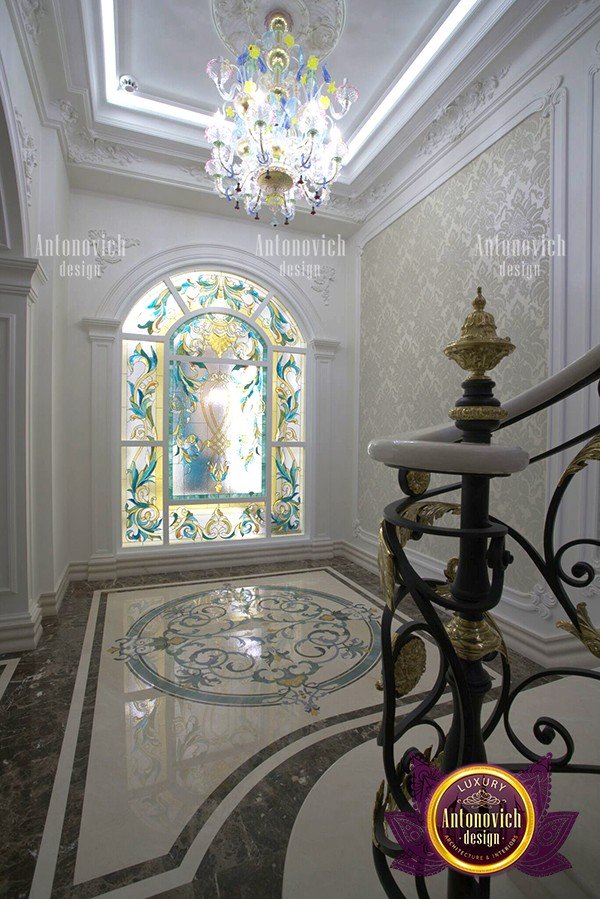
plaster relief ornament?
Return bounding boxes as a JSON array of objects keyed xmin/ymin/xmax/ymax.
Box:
[
  {"xmin": 205, "ymin": 9, "xmax": 357, "ymax": 225},
  {"xmin": 14, "ymin": 110, "xmax": 38, "ymax": 206}
]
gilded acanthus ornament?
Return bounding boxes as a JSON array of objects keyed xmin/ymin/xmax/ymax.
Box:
[
  {"xmin": 444, "ymin": 287, "xmax": 515, "ymax": 380},
  {"xmin": 558, "ymin": 434, "xmax": 600, "ymax": 486},
  {"xmin": 396, "ymin": 502, "xmax": 461, "ymax": 548},
  {"xmin": 557, "ymin": 602, "xmax": 600, "ymax": 659}
]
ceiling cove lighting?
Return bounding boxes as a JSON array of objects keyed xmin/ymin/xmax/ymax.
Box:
[
  {"xmin": 99, "ymin": 0, "xmax": 482, "ymax": 182},
  {"xmin": 204, "ymin": 11, "xmax": 358, "ymax": 225},
  {"xmin": 343, "ymin": 0, "xmax": 482, "ymax": 164}
]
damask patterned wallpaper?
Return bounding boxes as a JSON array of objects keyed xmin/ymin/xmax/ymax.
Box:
[{"xmin": 359, "ymin": 113, "xmax": 551, "ymax": 594}]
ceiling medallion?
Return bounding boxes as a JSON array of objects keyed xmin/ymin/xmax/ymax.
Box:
[
  {"xmin": 211, "ymin": 0, "xmax": 345, "ymax": 59},
  {"xmin": 205, "ymin": 8, "xmax": 357, "ymax": 225}
]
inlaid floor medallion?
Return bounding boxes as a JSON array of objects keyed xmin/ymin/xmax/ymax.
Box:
[{"xmin": 109, "ymin": 585, "xmax": 380, "ymax": 712}]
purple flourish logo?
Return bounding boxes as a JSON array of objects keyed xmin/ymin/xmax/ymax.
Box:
[{"xmin": 385, "ymin": 754, "xmax": 577, "ymax": 877}]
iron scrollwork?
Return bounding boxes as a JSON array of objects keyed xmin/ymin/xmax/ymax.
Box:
[{"xmin": 372, "ymin": 290, "xmax": 600, "ymax": 898}]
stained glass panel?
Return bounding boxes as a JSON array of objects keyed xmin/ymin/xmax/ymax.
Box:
[
  {"xmin": 122, "ymin": 445, "xmax": 163, "ymax": 545},
  {"xmin": 171, "ymin": 313, "xmax": 266, "ymax": 361},
  {"xmin": 171, "ymin": 271, "xmax": 267, "ymax": 316},
  {"xmin": 271, "ymin": 446, "xmax": 303, "ymax": 535},
  {"xmin": 170, "ymin": 360, "xmax": 266, "ymax": 500},
  {"xmin": 122, "ymin": 340, "xmax": 163, "ymax": 441},
  {"xmin": 273, "ymin": 352, "xmax": 304, "ymax": 442},
  {"xmin": 169, "ymin": 502, "xmax": 266, "ymax": 542},
  {"xmin": 121, "ymin": 269, "xmax": 308, "ymax": 549},
  {"xmin": 256, "ymin": 296, "xmax": 304, "ymax": 347},
  {"xmin": 123, "ymin": 282, "xmax": 183, "ymax": 336}
]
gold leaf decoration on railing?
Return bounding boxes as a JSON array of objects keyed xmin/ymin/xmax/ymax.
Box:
[
  {"xmin": 556, "ymin": 602, "xmax": 600, "ymax": 659},
  {"xmin": 378, "ymin": 505, "xmax": 460, "ymax": 609},
  {"xmin": 372, "ymin": 780, "xmax": 385, "ymax": 845},
  {"xmin": 392, "ymin": 634, "xmax": 427, "ymax": 697},
  {"xmin": 558, "ymin": 434, "xmax": 600, "ymax": 485},
  {"xmin": 375, "ymin": 633, "xmax": 427, "ymax": 697},
  {"xmin": 378, "ymin": 522, "xmax": 397, "ymax": 610},
  {"xmin": 446, "ymin": 611, "xmax": 507, "ymax": 661},
  {"xmin": 405, "ymin": 470, "xmax": 431, "ymax": 495},
  {"xmin": 397, "ymin": 502, "xmax": 461, "ymax": 548}
]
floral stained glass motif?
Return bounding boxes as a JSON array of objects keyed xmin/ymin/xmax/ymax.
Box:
[
  {"xmin": 123, "ymin": 282, "xmax": 184, "ymax": 336},
  {"xmin": 273, "ymin": 352, "xmax": 303, "ymax": 442},
  {"xmin": 120, "ymin": 269, "xmax": 307, "ymax": 549},
  {"xmin": 171, "ymin": 313, "xmax": 266, "ymax": 361},
  {"xmin": 122, "ymin": 341, "xmax": 163, "ymax": 441},
  {"xmin": 123, "ymin": 446, "xmax": 163, "ymax": 545},
  {"xmin": 256, "ymin": 296, "xmax": 305, "ymax": 347},
  {"xmin": 170, "ymin": 361, "xmax": 266, "ymax": 499},
  {"xmin": 271, "ymin": 446, "xmax": 303, "ymax": 535},
  {"xmin": 169, "ymin": 502, "xmax": 266, "ymax": 542},
  {"xmin": 171, "ymin": 271, "xmax": 267, "ymax": 316}
]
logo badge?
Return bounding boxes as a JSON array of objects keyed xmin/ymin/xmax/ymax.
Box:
[
  {"xmin": 426, "ymin": 764, "xmax": 535, "ymax": 875},
  {"xmin": 384, "ymin": 754, "xmax": 578, "ymax": 878}
]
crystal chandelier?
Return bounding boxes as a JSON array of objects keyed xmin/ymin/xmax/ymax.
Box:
[{"xmin": 205, "ymin": 11, "xmax": 358, "ymax": 225}]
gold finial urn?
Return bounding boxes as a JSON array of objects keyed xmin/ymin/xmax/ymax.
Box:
[{"xmin": 444, "ymin": 288, "xmax": 515, "ymax": 380}]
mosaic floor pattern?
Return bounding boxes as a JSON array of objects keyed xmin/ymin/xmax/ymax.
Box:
[{"xmin": 1, "ymin": 561, "xmax": 534, "ymax": 899}]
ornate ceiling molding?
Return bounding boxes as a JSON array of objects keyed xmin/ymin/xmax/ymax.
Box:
[
  {"xmin": 327, "ymin": 181, "xmax": 392, "ymax": 223},
  {"xmin": 87, "ymin": 229, "xmax": 141, "ymax": 277},
  {"xmin": 180, "ymin": 164, "xmax": 213, "ymax": 188},
  {"xmin": 55, "ymin": 100, "xmax": 140, "ymax": 167},
  {"xmin": 17, "ymin": 0, "xmax": 46, "ymax": 45},
  {"xmin": 211, "ymin": 0, "xmax": 345, "ymax": 58},
  {"xmin": 14, "ymin": 109, "xmax": 38, "ymax": 206},
  {"xmin": 417, "ymin": 67, "xmax": 510, "ymax": 159}
]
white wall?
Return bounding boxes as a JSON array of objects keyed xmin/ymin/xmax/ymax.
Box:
[{"xmin": 0, "ymin": 0, "xmax": 71, "ymax": 643}]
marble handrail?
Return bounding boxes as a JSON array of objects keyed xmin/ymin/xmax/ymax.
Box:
[{"xmin": 368, "ymin": 344, "xmax": 600, "ymax": 476}]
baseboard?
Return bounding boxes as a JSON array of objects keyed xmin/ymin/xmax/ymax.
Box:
[
  {"xmin": 0, "ymin": 605, "xmax": 42, "ymax": 652},
  {"xmin": 37, "ymin": 564, "xmax": 70, "ymax": 618},
  {"xmin": 336, "ymin": 539, "xmax": 597, "ymax": 669},
  {"xmin": 85, "ymin": 537, "xmax": 336, "ymax": 580}
]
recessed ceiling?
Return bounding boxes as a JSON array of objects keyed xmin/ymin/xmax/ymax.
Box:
[
  {"xmin": 114, "ymin": 0, "xmax": 458, "ymax": 142},
  {"xmin": 16, "ymin": 0, "xmax": 523, "ymax": 229}
]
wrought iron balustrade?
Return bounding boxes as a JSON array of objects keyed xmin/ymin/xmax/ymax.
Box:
[{"xmin": 369, "ymin": 288, "xmax": 600, "ymax": 898}]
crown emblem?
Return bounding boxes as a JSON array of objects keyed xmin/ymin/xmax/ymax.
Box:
[{"xmin": 462, "ymin": 789, "xmax": 501, "ymax": 807}]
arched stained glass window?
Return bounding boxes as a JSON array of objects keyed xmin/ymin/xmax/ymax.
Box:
[{"xmin": 121, "ymin": 271, "xmax": 306, "ymax": 547}]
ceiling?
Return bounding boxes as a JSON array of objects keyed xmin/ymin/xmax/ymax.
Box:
[
  {"xmin": 114, "ymin": 0, "xmax": 457, "ymax": 145},
  {"xmin": 7, "ymin": 0, "xmax": 558, "ymax": 230}
]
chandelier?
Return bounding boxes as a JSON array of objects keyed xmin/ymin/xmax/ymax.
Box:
[{"xmin": 205, "ymin": 11, "xmax": 358, "ymax": 225}]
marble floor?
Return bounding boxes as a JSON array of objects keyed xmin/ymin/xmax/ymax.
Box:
[{"xmin": 0, "ymin": 557, "xmax": 592, "ymax": 899}]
